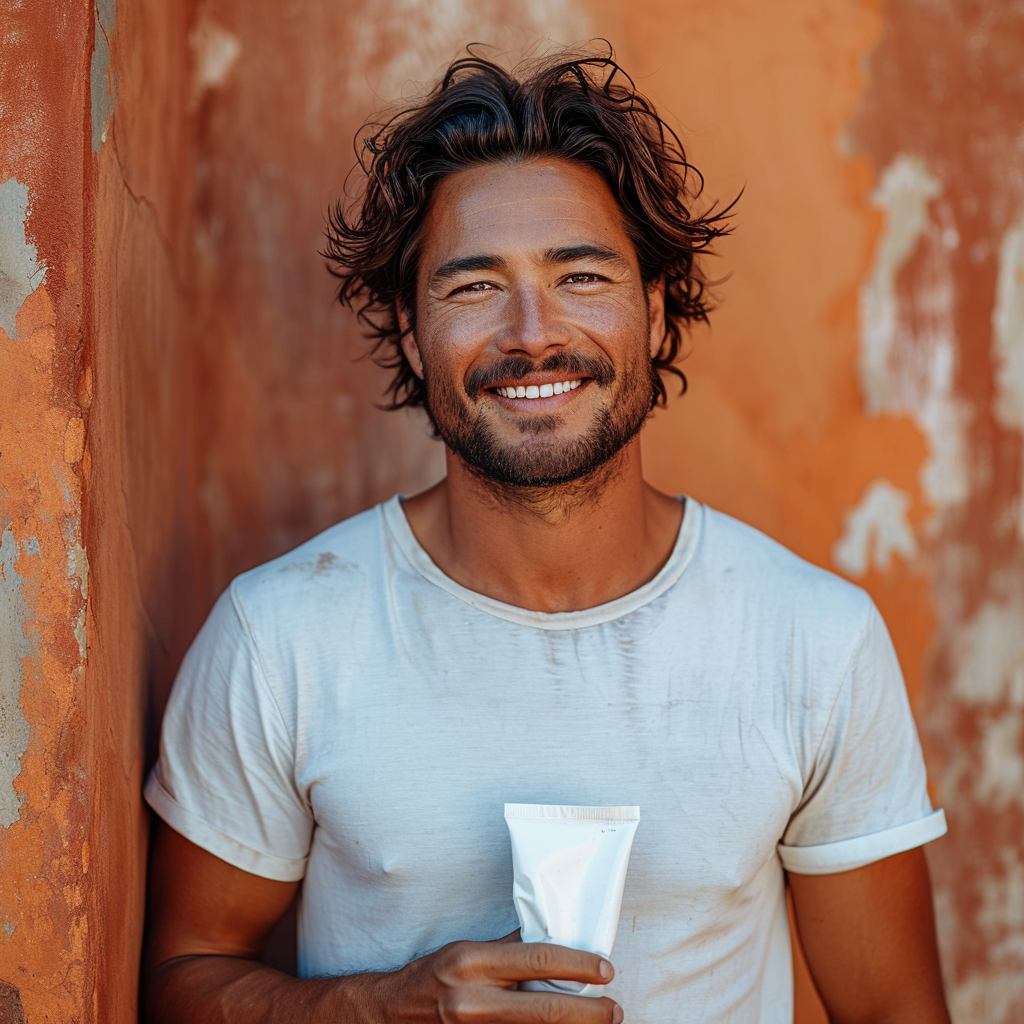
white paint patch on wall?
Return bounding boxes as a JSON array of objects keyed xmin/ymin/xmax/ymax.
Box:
[
  {"xmin": 949, "ymin": 596, "xmax": 1024, "ymax": 707},
  {"xmin": 976, "ymin": 715, "xmax": 1024, "ymax": 812},
  {"xmin": 914, "ymin": 332, "xmax": 972, "ymax": 514},
  {"xmin": 0, "ymin": 177, "xmax": 47, "ymax": 340},
  {"xmin": 949, "ymin": 972, "xmax": 1024, "ymax": 1024},
  {"xmin": 832, "ymin": 478, "xmax": 918, "ymax": 577},
  {"xmin": 190, "ymin": 13, "xmax": 242, "ymax": 108},
  {"xmin": 344, "ymin": 0, "xmax": 591, "ymax": 102},
  {"xmin": 857, "ymin": 154, "xmax": 971, "ymax": 515},
  {"xmin": 860, "ymin": 155, "xmax": 941, "ymax": 415},
  {"xmin": 992, "ymin": 207, "xmax": 1024, "ymax": 539},
  {"xmin": 945, "ymin": 846, "xmax": 1024, "ymax": 1018},
  {"xmin": 67, "ymin": 540, "xmax": 89, "ymax": 662},
  {"xmin": 977, "ymin": 846, "xmax": 1024, "ymax": 963},
  {"xmin": 946, "ymin": 594, "xmax": 1024, "ymax": 812}
]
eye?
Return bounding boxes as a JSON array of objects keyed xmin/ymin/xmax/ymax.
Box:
[
  {"xmin": 451, "ymin": 281, "xmax": 495, "ymax": 296},
  {"xmin": 563, "ymin": 272, "xmax": 604, "ymax": 285}
]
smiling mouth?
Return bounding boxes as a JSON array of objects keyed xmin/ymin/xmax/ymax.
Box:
[{"xmin": 492, "ymin": 378, "xmax": 584, "ymax": 400}]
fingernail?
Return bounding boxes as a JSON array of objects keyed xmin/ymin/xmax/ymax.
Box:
[
  {"xmin": 612, "ymin": 1004, "xmax": 624, "ymax": 1024},
  {"xmin": 599, "ymin": 959, "xmax": 614, "ymax": 980}
]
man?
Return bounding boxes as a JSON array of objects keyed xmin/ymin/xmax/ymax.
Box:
[{"xmin": 143, "ymin": 50, "xmax": 951, "ymax": 1023}]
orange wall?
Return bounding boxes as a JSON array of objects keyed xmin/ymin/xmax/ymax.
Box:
[
  {"xmin": 1, "ymin": 1, "xmax": 1022, "ymax": 1021},
  {"xmin": 1, "ymin": 2, "xmax": 196, "ymax": 1019},
  {"xmin": 2, "ymin": 5, "xmax": 110, "ymax": 1019}
]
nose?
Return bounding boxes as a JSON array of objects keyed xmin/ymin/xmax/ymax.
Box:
[{"xmin": 496, "ymin": 284, "xmax": 567, "ymax": 358}]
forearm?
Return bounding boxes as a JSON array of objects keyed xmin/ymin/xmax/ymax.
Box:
[{"xmin": 143, "ymin": 955, "xmax": 389, "ymax": 1024}]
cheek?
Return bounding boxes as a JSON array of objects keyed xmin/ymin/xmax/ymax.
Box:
[
  {"xmin": 417, "ymin": 303, "xmax": 499, "ymax": 370},
  {"xmin": 564, "ymin": 294, "xmax": 651, "ymax": 354},
  {"xmin": 422, "ymin": 301, "xmax": 494, "ymax": 338}
]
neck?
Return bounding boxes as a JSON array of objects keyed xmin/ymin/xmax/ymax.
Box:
[{"xmin": 401, "ymin": 439, "xmax": 684, "ymax": 613}]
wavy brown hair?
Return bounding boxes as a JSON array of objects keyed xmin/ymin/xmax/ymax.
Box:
[{"xmin": 324, "ymin": 45, "xmax": 734, "ymax": 414}]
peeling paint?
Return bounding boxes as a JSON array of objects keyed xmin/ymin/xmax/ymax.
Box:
[
  {"xmin": 858, "ymin": 154, "xmax": 971, "ymax": 513},
  {"xmin": 189, "ymin": 14, "xmax": 242, "ymax": 108},
  {"xmin": 63, "ymin": 418, "xmax": 85, "ymax": 465},
  {"xmin": 976, "ymin": 716, "xmax": 1024, "ymax": 811},
  {"xmin": 950, "ymin": 968, "xmax": 1024, "ymax": 1024},
  {"xmin": 832, "ymin": 478, "xmax": 918, "ymax": 577},
  {"xmin": 914, "ymin": 334, "xmax": 971, "ymax": 514},
  {"xmin": 937, "ymin": 588, "xmax": 1024, "ymax": 1008},
  {"xmin": 949, "ymin": 597, "xmax": 1024, "ymax": 707},
  {"xmin": 946, "ymin": 844, "xmax": 1024, "ymax": 1016},
  {"xmin": 0, "ymin": 526, "xmax": 34, "ymax": 828},
  {"xmin": 993, "ymin": 208, "xmax": 1024, "ymax": 538},
  {"xmin": 978, "ymin": 847, "xmax": 1024, "ymax": 961},
  {"xmin": 0, "ymin": 0, "xmax": 153, "ymax": 1016},
  {"xmin": 344, "ymin": 0, "xmax": 590, "ymax": 99},
  {"xmin": 90, "ymin": 0, "xmax": 116, "ymax": 151},
  {"xmin": 67, "ymin": 540, "xmax": 89, "ymax": 662},
  {"xmin": 859, "ymin": 156, "xmax": 940, "ymax": 414},
  {"xmin": 0, "ymin": 178, "xmax": 47, "ymax": 340}
]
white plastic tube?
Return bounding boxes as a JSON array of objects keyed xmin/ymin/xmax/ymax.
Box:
[{"xmin": 504, "ymin": 803, "xmax": 640, "ymax": 998}]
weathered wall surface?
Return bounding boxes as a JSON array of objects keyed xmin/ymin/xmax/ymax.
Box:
[
  {"xmin": 2, "ymin": 1, "xmax": 1022, "ymax": 1021},
  {"xmin": 89, "ymin": 1, "xmax": 198, "ymax": 1019},
  {"xmin": 1, "ymin": 0, "xmax": 195, "ymax": 1019},
  {"xmin": 1, "ymin": 4, "xmax": 100, "ymax": 1019},
  {"xmin": 851, "ymin": 4, "xmax": 1024, "ymax": 1018}
]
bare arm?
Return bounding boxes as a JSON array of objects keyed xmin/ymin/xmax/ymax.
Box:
[
  {"xmin": 142, "ymin": 821, "xmax": 623, "ymax": 1024},
  {"xmin": 788, "ymin": 847, "xmax": 950, "ymax": 1024}
]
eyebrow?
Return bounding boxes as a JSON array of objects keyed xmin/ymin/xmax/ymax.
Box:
[
  {"xmin": 429, "ymin": 254, "xmax": 508, "ymax": 286},
  {"xmin": 429, "ymin": 244, "xmax": 630, "ymax": 288},
  {"xmin": 542, "ymin": 244, "xmax": 630, "ymax": 269}
]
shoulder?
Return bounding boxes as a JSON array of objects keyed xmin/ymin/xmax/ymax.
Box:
[
  {"xmin": 228, "ymin": 500, "xmax": 389, "ymax": 633},
  {"xmin": 692, "ymin": 503, "xmax": 875, "ymax": 638}
]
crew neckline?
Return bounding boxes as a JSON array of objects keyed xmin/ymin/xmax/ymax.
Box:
[{"xmin": 380, "ymin": 494, "xmax": 702, "ymax": 630}]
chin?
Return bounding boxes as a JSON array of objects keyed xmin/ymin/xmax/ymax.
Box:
[{"xmin": 461, "ymin": 434, "xmax": 631, "ymax": 489}]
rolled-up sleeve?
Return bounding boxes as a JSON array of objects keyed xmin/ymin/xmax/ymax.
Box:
[
  {"xmin": 779, "ymin": 601, "xmax": 946, "ymax": 875},
  {"xmin": 144, "ymin": 585, "xmax": 313, "ymax": 881}
]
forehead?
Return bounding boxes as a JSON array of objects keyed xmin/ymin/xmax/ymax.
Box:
[{"xmin": 418, "ymin": 158, "xmax": 632, "ymax": 267}]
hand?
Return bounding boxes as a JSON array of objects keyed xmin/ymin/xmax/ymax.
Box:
[
  {"xmin": 144, "ymin": 827, "xmax": 621, "ymax": 1024},
  {"xmin": 373, "ymin": 933, "xmax": 623, "ymax": 1024}
]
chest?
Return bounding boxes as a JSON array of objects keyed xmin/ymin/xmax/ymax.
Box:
[{"xmin": 295, "ymin": 623, "xmax": 803, "ymax": 910}]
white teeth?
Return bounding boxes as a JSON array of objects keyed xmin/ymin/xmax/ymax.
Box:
[{"xmin": 496, "ymin": 379, "xmax": 583, "ymax": 399}]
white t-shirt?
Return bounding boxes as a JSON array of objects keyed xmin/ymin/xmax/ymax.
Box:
[{"xmin": 145, "ymin": 497, "xmax": 945, "ymax": 1023}]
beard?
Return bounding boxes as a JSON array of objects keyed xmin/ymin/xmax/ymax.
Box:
[{"xmin": 423, "ymin": 347, "xmax": 656, "ymax": 488}]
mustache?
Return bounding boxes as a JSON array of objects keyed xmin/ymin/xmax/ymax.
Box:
[{"xmin": 465, "ymin": 351, "xmax": 617, "ymax": 400}]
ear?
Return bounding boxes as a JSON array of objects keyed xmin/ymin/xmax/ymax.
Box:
[
  {"xmin": 397, "ymin": 300, "xmax": 424, "ymax": 379},
  {"xmin": 647, "ymin": 278, "xmax": 667, "ymax": 359}
]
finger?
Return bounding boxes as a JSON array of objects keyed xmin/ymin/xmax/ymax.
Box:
[
  {"xmin": 449, "ymin": 987, "xmax": 621, "ymax": 1024},
  {"xmin": 497, "ymin": 929, "xmax": 522, "ymax": 943},
  {"xmin": 491, "ymin": 942, "xmax": 615, "ymax": 986}
]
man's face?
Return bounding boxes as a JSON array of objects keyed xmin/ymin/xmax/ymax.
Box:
[{"xmin": 405, "ymin": 158, "xmax": 664, "ymax": 488}]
